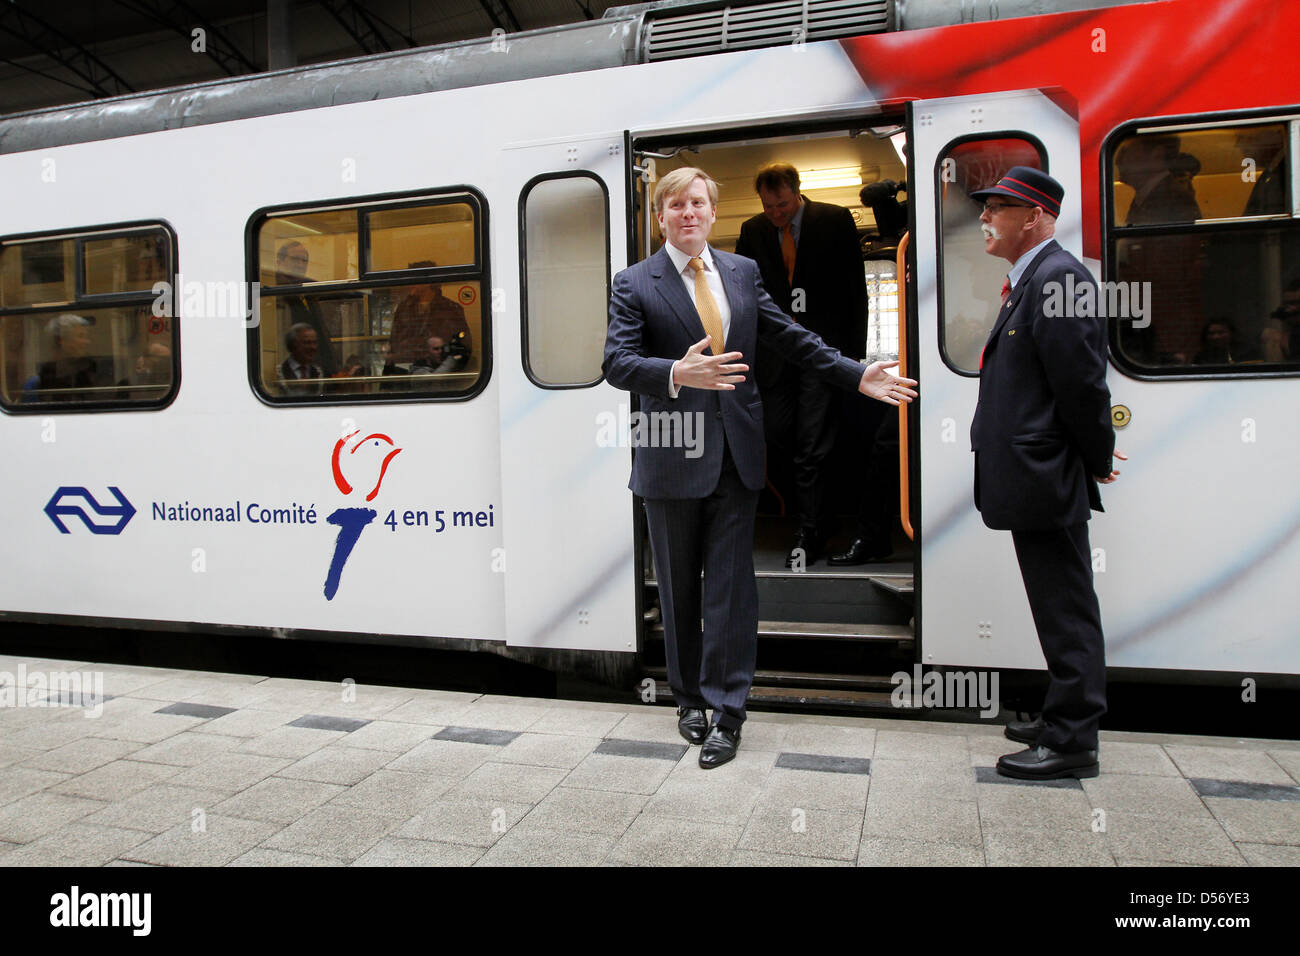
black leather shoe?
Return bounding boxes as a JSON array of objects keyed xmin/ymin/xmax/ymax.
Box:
[
  {"xmin": 677, "ymin": 707, "xmax": 708, "ymax": 746},
  {"xmin": 1004, "ymin": 715, "xmax": 1045, "ymax": 745},
  {"xmin": 698, "ymin": 725, "xmax": 741, "ymax": 769},
  {"xmin": 827, "ymin": 536, "xmax": 892, "ymax": 565},
  {"xmin": 996, "ymin": 745, "xmax": 1099, "ymax": 780},
  {"xmin": 785, "ymin": 531, "xmax": 822, "ymax": 568}
]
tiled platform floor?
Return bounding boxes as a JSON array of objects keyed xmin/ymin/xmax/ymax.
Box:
[{"xmin": 1, "ymin": 655, "xmax": 1297, "ymax": 866}]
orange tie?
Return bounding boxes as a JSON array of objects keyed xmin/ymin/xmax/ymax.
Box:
[
  {"xmin": 781, "ymin": 227, "xmax": 796, "ymax": 285},
  {"xmin": 688, "ymin": 257, "xmax": 724, "ymax": 354}
]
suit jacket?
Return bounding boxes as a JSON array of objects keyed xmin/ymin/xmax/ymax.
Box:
[
  {"xmin": 603, "ymin": 244, "xmax": 865, "ymax": 500},
  {"xmin": 733, "ymin": 198, "xmax": 867, "ymax": 386},
  {"xmin": 970, "ymin": 240, "xmax": 1114, "ymax": 531}
]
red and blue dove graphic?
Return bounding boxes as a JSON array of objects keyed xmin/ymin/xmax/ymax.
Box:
[{"xmin": 324, "ymin": 429, "xmax": 401, "ymax": 600}]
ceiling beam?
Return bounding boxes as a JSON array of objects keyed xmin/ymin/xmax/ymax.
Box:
[
  {"xmin": 0, "ymin": 5, "xmax": 135, "ymax": 98},
  {"xmin": 110, "ymin": 0, "xmax": 259, "ymax": 76}
]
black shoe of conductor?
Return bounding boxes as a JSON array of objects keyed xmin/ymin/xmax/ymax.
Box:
[
  {"xmin": 1004, "ymin": 715, "xmax": 1046, "ymax": 745},
  {"xmin": 996, "ymin": 745, "xmax": 1099, "ymax": 780},
  {"xmin": 698, "ymin": 725, "xmax": 741, "ymax": 769},
  {"xmin": 677, "ymin": 707, "xmax": 708, "ymax": 746}
]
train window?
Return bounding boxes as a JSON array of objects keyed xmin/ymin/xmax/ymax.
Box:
[
  {"xmin": 935, "ymin": 136, "xmax": 1046, "ymax": 374},
  {"xmin": 249, "ymin": 190, "xmax": 488, "ymax": 404},
  {"xmin": 1107, "ymin": 117, "xmax": 1300, "ymax": 375},
  {"xmin": 0, "ymin": 224, "xmax": 178, "ymax": 413},
  {"xmin": 519, "ymin": 173, "xmax": 610, "ymax": 387}
]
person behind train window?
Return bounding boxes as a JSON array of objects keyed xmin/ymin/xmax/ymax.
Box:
[
  {"xmin": 274, "ymin": 241, "xmax": 338, "ymax": 376},
  {"xmin": 1116, "ymin": 134, "xmax": 1201, "ymax": 225},
  {"xmin": 1194, "ymin": 317, "xmax": 1256, "ymax": 365},
  {"xmin": 733, "ymin": 162, "xmax": 868, "ymax": 567},
  {"xmin": 1237, "ymin": 126, "xmax": 1288, "ymax": 217},
  {"xmin": 1259, "ymin": 278, "xmax": 1300, "ymax": 362},
  {"xmin": 410, "ymin": 332, "xmax": 469, "ymax": 375},
  {"xmin": 34, "ymin": 313, "xmax": 108, "ymax": 402},
  {"xmin": 133, "ymin": 341, "xmax": 172, "ymax": 389},
  {"xmin": 387, "ymin": 262, "xmax": 473, "ymax": 367},
  {"xmin": 279, "ymin": 322, "xmax": 323, "ymax": 396}
]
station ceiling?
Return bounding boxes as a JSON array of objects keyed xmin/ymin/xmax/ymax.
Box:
[{"xmin": 0, "ymin": 0, "xmax": 625, "ymax": 116}]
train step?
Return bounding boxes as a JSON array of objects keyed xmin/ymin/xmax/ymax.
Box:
[
  {"xmin": 647, "ymin": 619, "xmax": 913, "ymax": 645},
  {"xmin": 643, "ymin": 665, "xmax": 898, "ymax": 692},
  {"xmin": 644, "ymin": 678, "xmax": 899, "ymax": 712}
]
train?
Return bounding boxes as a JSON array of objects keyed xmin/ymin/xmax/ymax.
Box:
[{"xmin": 2, "ymin": 0, "xmax": 1298, "ymax": 712}]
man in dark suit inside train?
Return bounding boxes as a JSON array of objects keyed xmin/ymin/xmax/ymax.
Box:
[
  {"xmin": 603, "ymin": 167, "xmax": 915, "ymax": 768},
  {"xmin": 734, "ymin": 163, "xmax": 868, "ymax": 566},
  {"xmin": 968, "ymin": 166, "xmax": 1125, "ymax": 779}
]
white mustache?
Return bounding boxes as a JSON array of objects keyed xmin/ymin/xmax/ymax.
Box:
[{"xmin": 981, "ymin": 224, "xmax": 1003, "ymax": 241}]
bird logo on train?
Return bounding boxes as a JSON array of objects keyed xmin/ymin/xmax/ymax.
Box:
[{"xmin": 323, "ymin": 428, "xmax": 401, "ymax": 600}]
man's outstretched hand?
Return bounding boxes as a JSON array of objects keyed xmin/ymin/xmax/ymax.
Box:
[
  {"xmin": 673, "ymin": 336, "xmax": 749, "ymax": 390},
  {"xmin": 859, "ymin": 360, "xmax": 918, "ymax": 405}
]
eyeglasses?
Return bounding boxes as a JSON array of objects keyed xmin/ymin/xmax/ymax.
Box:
[{"xmin": 981, "ymin": 201, "xmax": 1035, "ymax": 215}]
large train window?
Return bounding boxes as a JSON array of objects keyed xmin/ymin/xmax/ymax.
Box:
[
  {"xmin": 519, "ymin": 173, "xmax": 610, "ymax": 388},
  {"xmin": 934, "ymin": 135, "xmax": 1047, "ymax": 374},
  {"xmin": 0, "ymin": 223, "xmax": 178, "ymax": 413},
  {"xmin": 1106, "ymin": 115, "xmax": 1300, "ymax": 375},
  {"xmin": 248, "ymin": 190, "xmax": 488, "ymax": 404}
]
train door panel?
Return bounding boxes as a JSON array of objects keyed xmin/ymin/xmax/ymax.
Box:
[
  {"xmin": 497, "ymin": 136, "xmax": 636, "ymax": 651},
  {"xmin": 909, "ymin": 90, "xmax": 1084, "ymax": 670}
]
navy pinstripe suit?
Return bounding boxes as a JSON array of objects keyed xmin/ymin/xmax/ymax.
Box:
[{"xmin": 604, "ymin": 244, "xmax": 863, "ymax": 728}]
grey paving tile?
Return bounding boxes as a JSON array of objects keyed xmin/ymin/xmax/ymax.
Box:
[
  {"xmin": 180, "ymin": 683, "xmax": 283, "ymax": 710},
  {"xmin": 972, "ymin": 766, "xmax": 1083, "ymax": 789},
  {"xmin": 607, "ymin": 815, "xmax": 743, "ymax": 867},
  {"xmin": 229, "ymin": 848, "xmax": 341, "ymax": 867},
  {"xmin": 873, "ymin": 729, "xmax": 969, "ymax": 762},
  {"xmin": 492, "ymin": 733, "xmax": 601, "ymax": 769},
  {"xmin": 235, "ymin": 725, "xmax": 343, "ymax": 760},
  {"xmin": 50, "ymin": 759, "xmax": 180, "ymax": 801},
  {"xmin": 81, "ymin": 783, "xmax": 231, "ymax": 833},
  {"xmin": 86, "ymin": 711, "xmax": 206, "ymax": 745},
  {"xmin": 385, "ymin": 738, "xmax": 497, "ymax": 777},
  {"xmin": 968, "ymin": 734, "xmax": 1023, "ymax": 768},
  {"xmin": 732, "ymin": 850, "xmax": 853, "ymax": 866},
  {"xmin": 643, "ymin": 778, "xmax": 764, "ymax": 826},
  {"xmin": 739, "ymin": 806, "xmax": 862, "ymax": 861},
  {"xmin": 351, "ymin": 837, "xmax": 484, "ymax": 867},
  {"xmin": 863, "ymin": 793, "xmax": 982, "ymax": 847},
  {"xmin": 188, "ymin": 708, "xmax": 291, "ymax": 739},
  {"xmin": 1190, "ymin": 778, "xmax": 1300, "ymax": 801},
  {"xmin": 866, "ymin": 758, "xmax": 977, "ymax": 802},
  {"xmin": 0, "ymin": 743, "xmax": 43, "ymax": 769},
  {"xmin": 395, "ymin": 799, "xmax": 532, "ymax": 848},
  {"xmin": 19, "ymin": 736, "xmax": 144, "ymax": 775},
  {"xmin": 104, "ymin": 859, "xmax": 159, "ymax": 867},
  {"xmin": 983, "ymin": 827, "xmax": 1116, "ymax": 866},
  {"xmin": 0, "ymin": 791, "xmax": 108, "ymax": 843},
  {"xmin": 525, "ymin": 708, "xmax": 627, "ymax": 738},
  {"xmin": 595, "ymin": 738, "xmax": 688, "ymax": 761},
  {"xmin": 776, "ymin": 753, "xmax": 871, "ymax": 775},
  {"xmin": 2, "ymin": 822, "xmax": 154, "ymax": 866},
  {"xmin": 975, "ymin": 782, "xmax": 1097, "ymax": 833},
  {"xmin": 1102, "ymin": 810, "xmax": 1246, "ymax": 866},
  {"xmin": 330, "ymin": 770, "xmax": 459, "ymax": 816},
  {"xmin": 754, "ymin": 767, "xmax": 871, "ymax": 814},
  {"xmin": 607, "ymin": 711, "xmax": 692, "ymax": 746},
  {"xmin": 444, "ymin": 762, "xmax": 568, "ymax": 805},
  {"xmin": 858, "ymin": 836, "xmax": 985, "ymax": 866},
  {"xmin": 155, "ymin": 702, "xmax": 238, "ymax": 720},
  {"xmin": 1237, "ymin": 842, "xmax": 1300, "ymax": 865},
  {"xmin": 165, "ymin": 752, "xmax": 293, "ymax": 793},
  {"xmin": 448, "ymin": 702, "xmax": 549, "ymax": 732},
  {"xmin": 122, "ymin": 815, "xmax": 283, "ymax": 866},
  {"xmin": 212, "ymin": 777, "xmax": 348, "ymax": 824},
  {"xmin": 1165, "ymin": 745, "xmax": 1297, "ymax": 786},
  {"xmin": 288, "ymin": 714, "xmax": 372, "ymax": 733},
  {"xmin": 1267, "ymin": 749, "xmax": 1300, "ymax": 784},
  {"xmin": 1093, "ymin": 741, "xmax": 1181, "ymax": 777},
  {"xmin": 784, "ymin": 723, "xmax": 877, "ymax": 759},
  {"xmin": 127, "ymin": 732, "xmax": 237, "ymax": 767},
  {"xmin": 274, "ymin": 745, "xmax": 394, "ymax": 786},
  {"xmin": 260, "ymin": 803, "xmax": 409, "ymax": 861},
  {"xmin": 475, "ymin": 821, "xmax": 617, "ymax": 866},
  {"xmin": 1204, "ymin": 796, "xmax": 1300, "ymax": 845},
  {"xmin": 329, "ymin": 720, "xmax": 438, "ymax": 754},
  {"xmin": 0, "ymin": 767, "xmax": 76, "ymax": 808},
  {"xmin": 381, "ymin": 695, "xmax": 477, "ymax": 726},
  {"xmin": 1081, "ymin": 774, "xmax": 1208, "ymax": 816},
  {"xmin": 129, "ymin": 676, "xmax": 264, "ymax": 703},
  {"xmin": 562, "ymin": 753, "xmax": 677, "ymax": 795},
  {"xmin": 524, "ymin": 787, "xmax": 649, "ymax": 836},
  {"xmin": 4, "ymin": 714, "xmax": 101, "ymax": 750},
  {"xmin": 434, "ymin": 726, "xmax": 520, "ymax": 746},
  {"xmin": 95, "ymin": 667, "xmax": 193, "ymax": 698}
]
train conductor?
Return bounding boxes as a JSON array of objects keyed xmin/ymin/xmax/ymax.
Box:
[
  {"xmin": 968, "ymin": 166, "xmax": 1125, "ymax": 779},
  {"xmin": 603, "ymin": 167, "xmax": 916, "ymax": 769}
]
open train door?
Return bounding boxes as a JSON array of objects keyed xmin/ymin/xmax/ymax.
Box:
[
  {"xmin": 496, "ymin": 133, "xmax": 636, "ymax": 652},
  {"xmin": 908, "ymin": 89, "xmax": 1085, "ymax": 673}
]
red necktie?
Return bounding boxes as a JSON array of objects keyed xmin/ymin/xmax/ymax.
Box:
[{"xmin": 1000, "ymin": 277, "xmax": 1011, "ymax": 304}]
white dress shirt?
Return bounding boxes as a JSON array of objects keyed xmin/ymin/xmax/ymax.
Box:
[{"xmin": 663, "ymin": 242, "xmax": 732, "ymax": 398}]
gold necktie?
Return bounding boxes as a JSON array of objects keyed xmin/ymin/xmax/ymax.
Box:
[
  {"xmin": 781, "ymin": 227, "xmax": 796, "ymax": 284},
  {"xmin": 688, "ymin": 257, "xmax": 724, "ymax": 354}
]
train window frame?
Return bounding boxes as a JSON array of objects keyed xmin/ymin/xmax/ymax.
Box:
[
  {"xmin": 932, "ymin": 131, "xmax": 1049, "ymax": 377},
  {"xmin": 245, "ymin": 186, "xmax": 492, "ymax": 407},
  {"xmin": 517, "ymin": 171, "xmax": 612, "ymax": 390},
  {"xmin": 1103, "ymin": 109, "xmax": 1300, "ymax": 381},
  {"xmin": 0, "ymin": 220, "xmax": 181, "ymax": 415}
]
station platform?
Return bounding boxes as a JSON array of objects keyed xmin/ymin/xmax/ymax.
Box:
[{"xmin": 2, "ymin": 654, "xmax": 1298, "ymax": 867}]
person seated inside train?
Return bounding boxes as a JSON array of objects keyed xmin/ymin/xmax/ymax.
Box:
[
  {"xmin": 387, "ymin": 262, "xmax": 473, "ymax": 366},
  {"xmin": 1259, "ymin": 278, "xmax": 1300, "ymax": 362},
  {"xmin": 274, "ymin": 240, "xmax": 338, "ymax": 376},
  {"xmin": 1237, "ymin": 126, "xmax": 1288, "ymax": 217},
  {"xmin": 279, "ymin": 322, "xmax": 323, "ymax": 395},
  {"xmin": 133, "ymin": 341, "xmax": 171, "ymax": 388},
  {"xmin": 1116, "ymin": 134, "xmax": 1201, "ymax": 225},
  {"xmin": 1194, "ymin": 317, "xmax": 1257, "ymax": 365},
  {"xmin": 30, "ymin": 313, "xmax": 111, "ymax": 402},
  {"xmin": 410, "ymin": 332, "xmax": 470, "ymax": 375}
]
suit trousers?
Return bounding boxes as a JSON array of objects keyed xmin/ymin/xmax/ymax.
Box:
[
  {"xmin": 644, "ymin": 442, "xmax": 759, "ymax": 731},
  {"xmin": 1011, "ymin": 521, "xmax": 1107, "ymax": 752},
  {"xmin": 762, "ymin": 362, "xmax": 839, "ymax": 534}
]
